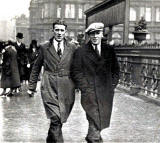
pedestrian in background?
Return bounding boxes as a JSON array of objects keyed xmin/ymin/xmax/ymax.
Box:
[
  {"xmin": 71, "ymin": 22, "xmax": 120, "ymax": 143},
  {"xmin": 27, "ymin": 39, "xmax": 39, "ymax": 81},
  {"xmin": 27, "ymin": 19, "xmax": 76, "ymax": 143},
  {"xmin": 13, "ymin": 33, "xmax": 28, "ymax": 88},
  {"xmin": 0, "ymin": 41, "xmax": 20, "ymax": 96}
]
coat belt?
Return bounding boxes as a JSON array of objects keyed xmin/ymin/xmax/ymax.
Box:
[{"xmin": 45, "ymin": 70, "xmax": 70, "ymax": 77}]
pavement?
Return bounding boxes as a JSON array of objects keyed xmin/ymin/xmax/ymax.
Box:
[{"xmin": 0, "ymin": 82, "xmax": 160, "ymax": 143}]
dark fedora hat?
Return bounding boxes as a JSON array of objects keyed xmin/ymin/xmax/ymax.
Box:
[
  {"xmin": 31, "ymin": 39, "xmax": 37, "ymax": 45},
  {"xmin": 16, "ymin": 33, "xmax": 24, "ymax": 39}
]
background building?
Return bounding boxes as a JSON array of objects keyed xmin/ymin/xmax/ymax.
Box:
[
  {"xmin": 0, "ymin": 20, "xmax": 16, "ymax": 41},
  {"xmin": 111, "ymin": 0, "xmax": 160, "ymax": 44},
  {"xmin": 29, "ymin": 0, "xmax": 103, "ymax": 43},
  {"xmin": 15, "ymin": 14, "xmax": 29, "ymax": 46}
]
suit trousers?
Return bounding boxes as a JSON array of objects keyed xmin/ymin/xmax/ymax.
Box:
[
  {"xmin": 46, "ymin": 115, "xmax": 63, "ymax": 143},
  {"xmin": 86, "ymin": 115, "xmax": 103, "ymax": 143}
]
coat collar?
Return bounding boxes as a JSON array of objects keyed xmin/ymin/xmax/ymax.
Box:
[
  {"xmin": 85, "ymin": 41, "xmax": 107, "ymax": 72},
  {"xmin": 84, "ymin": 41, "xmax": 100, "ymax": 65},
  {"xmin": 47, "ymin": 36, "xmax": 70, "ymax": 63}
]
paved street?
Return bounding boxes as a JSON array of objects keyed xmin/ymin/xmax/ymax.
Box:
[{"xmin": 0, "ymin": 82, "xmax": 160, "ymax": 143}]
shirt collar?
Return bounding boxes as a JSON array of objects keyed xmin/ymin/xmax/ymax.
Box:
[
  {"xmin": 92, "ymin": 43, "xmax": 101, "ymax": 50},
  {"xmin": 17, "ymin": 41, "xmax": 21, "ymax": 46},
  {"xmin": 53, "ymin": 39, "xmax": 64, "ymax": 53},
  {"xmin": 53, "ymin": 39, "xmax": 63, "ymax": 46}
]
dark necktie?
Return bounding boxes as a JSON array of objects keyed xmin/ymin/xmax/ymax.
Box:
[
  {"xmin": 95, "ymin": 44, "xmax": 99, "ymax": 56},
  {"xmin": 57, "ymin": 42, "xmax": 62, "ymax": 58}
]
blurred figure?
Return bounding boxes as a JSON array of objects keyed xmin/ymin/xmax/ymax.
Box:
[
  {"xmin": 27, "ymin": 40, "xmax": 39, "ymax": 81},
  {"xmin": 13, "ymin": 33, "xmax": 28, "ymax": 88},
  {"xmin": 0, "ymin": 41, "xmax": 21, "ymax": 96}
]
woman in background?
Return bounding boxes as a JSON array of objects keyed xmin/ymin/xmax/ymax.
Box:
[{"xmin": 0, "ymin": 41, "xmax": 21, "ymax": 96}]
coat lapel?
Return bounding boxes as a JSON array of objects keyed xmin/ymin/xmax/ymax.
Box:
[
  {"xmin": 85, "ymin": 41, "xmax": 100, "ymax": 64},
  {"xmin": 47, "ymin": 38, "xmax": 61, "ymax": 62},
  {"xmin": 96, "ymin": 43, "xmax": 109, "ymax": 73},
  {"xmin": 85, "ymin": 41, "xmax": 109, "ymax": 73},
  {"xmin": 60, "ymin": 40, "xmax": 70, "ymax": 63}
]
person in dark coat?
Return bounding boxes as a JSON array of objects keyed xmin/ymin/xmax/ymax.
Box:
[
  {"xmin": 27, "ymin": 39, "xmax": 39, "ymax": 81},
  {"xmin": 27, "ymin": 20, "xmax": 76, "ymax": 143},
  {"xmin": 71, "ymin": 22, "xmax": 120, "ymax": 143},
  {"xmin": 0, "ymin": 41, "xmax": 21, "ymax": 96},
  {"xmin": 13, "ymin": 33, "xmax": 28, "ymax": 85}
]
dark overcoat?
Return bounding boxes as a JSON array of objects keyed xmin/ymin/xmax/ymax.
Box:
[
  {"xmin": 27, "ymin": 46, "xmax": 40, "ymax": 80},
  {"xmin": 13, "ymin": 42, "xmax": 28, "ymax": 81},
  {"xmin": 1, "ymin": 46, "xmax": 20, "ymax": 88},
  {"xmin": 28, "ymin": 38, "xmax": 76, "ymax": 123},
  {"xmin": 71, "ymin": 41, "xmax": 120, "ymax": 130}
]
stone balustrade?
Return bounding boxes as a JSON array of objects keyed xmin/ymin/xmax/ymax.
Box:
[{"xmin": 115, "ymin": 44, "xmax": 160, "ymax": 99}]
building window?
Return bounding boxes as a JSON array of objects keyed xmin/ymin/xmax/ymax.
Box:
[
  {"xmin": 57, "ymin": 5, "xmax": 61, "ymax": 18},
  {"xmin": 41, "ymin": 8, "xmax": 44, "ymax": 19},
  {"xmin": 79, "ymin": 5, "xmax": 83, "ymax": 19},
  {"xmin": 50, "ymin": 3, "xmax": 54, "ymax": 17},
  {"xmin": 65, "ymin": 4, "xmax": 75, "ymax": 18},
  {"xmin": 155, "ymin": 33, "xmax": 160, "ymax": 39},
  {"xmin": 129, "ymin": 33, "xmax": 134, "ymax": 39},
  {"xmin": 146, "ymin": 34, "xmax": 150, "ymax": 40},
  {"xmin": 112, "ymin": 32, "xmax": 121, "ymax": 39},
  {"xmin": 156, "ymin": 8, "xmax": 160, "ymax": 22},
  {"xmin": 130, "ymin": 8, "xmax": 136, "ymax": 21},
  {"xmin": 140, "ymin": 7, "xmax": 151, "ymax": 22},
  {"xmin": 44, "ymin": 3, "xmax": 49, "ymax": 18}
]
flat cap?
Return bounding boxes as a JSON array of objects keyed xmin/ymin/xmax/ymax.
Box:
[{"xmin": 85, "ymin": 22, "xmax": 104, "ymax": 34}]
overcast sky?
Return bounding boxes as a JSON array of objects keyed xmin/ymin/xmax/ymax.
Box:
[{"xmin": 0, "ymin": 0, "xmax": 30, "ymax": 20}]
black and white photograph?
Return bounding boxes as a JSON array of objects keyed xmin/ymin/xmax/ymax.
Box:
[{"xmin": 0, "ymin": 0, "xmax": 160, "ymax": 142}]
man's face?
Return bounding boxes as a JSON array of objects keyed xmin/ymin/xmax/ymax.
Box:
[
  {"xmin": 17, "ymin": 38, "xmax": 22, "ymax": 43},
  {"xmin": 53, "ymin": 24, "xmax": 66, "ymax": 42},
  {"xmin": 89, "ymin": 30, "xmax": 103, "ymax": 45}
]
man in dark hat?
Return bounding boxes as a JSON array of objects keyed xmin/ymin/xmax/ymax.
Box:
[
  {"xmin": 27, "ymin": 19, "xmax": 76, "ymax": 143},
  {"xmin": 16, "ymin": 32, "xmax": 24, "ymax": 39},
  {"xmin": 71, "ymin": 22, "xmax": 120, "ymax": 143},
  {"xmin": 13, "ymin": 32, "xmax": 28, "ymax": 91}
]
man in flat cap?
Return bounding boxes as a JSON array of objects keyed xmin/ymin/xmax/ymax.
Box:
[
  {"xmin": 28, "ymin": 19, "xmax": 76, "ymax": 143},
  {"xmin": 71, "ymin": 22, "xmax": 120, "ymax": 143}
]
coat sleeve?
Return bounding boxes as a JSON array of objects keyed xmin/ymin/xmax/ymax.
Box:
[
  {"xmin": 111, "ymin": 47, "xmax": 120, "ymax": 88},
  {"xmin": 70, "ymin": 48, "xmax": 88, "ymax": 91},
  {"xmin": 28, "ymin": 45, "xmax": 44, "ymax": 91},
  {"xmin": 23, "ymin": 44, "xmax": 29, "ymax": 65}
]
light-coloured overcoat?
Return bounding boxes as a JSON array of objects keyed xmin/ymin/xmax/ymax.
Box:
[{"xmin": 28, "ymin": 38, "xmax": 76, "ymax": 123}]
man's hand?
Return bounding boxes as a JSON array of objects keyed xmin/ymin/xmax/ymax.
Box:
[
  {"xmin": 27, "ymin": 64, "xmax": 30, "ymax": 68},
  {"xmin": 1, "ymin": 49, "xmax": 5, "ymax": 53}
]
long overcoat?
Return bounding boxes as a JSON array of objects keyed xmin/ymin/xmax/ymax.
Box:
[
  {"xmin": 71, "ymin": 41, "xmax": 120, "ymax": 130},
  {"xmin": 28, "ymin": 38, "xmax": 76, "ymax": 123},
  {"xmin": 27, "ymin": 46, "xmax": 40, "ymax": 80},
  {"xmin": 1, "ymin": 46, "xmax": 20, "ymax": 88},
  {"xmin": 13, "ymin": 42, "xmax": 28, "ymax": 81}
]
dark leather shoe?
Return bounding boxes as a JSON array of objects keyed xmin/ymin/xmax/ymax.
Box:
[
  {"xmin": 0, "ymin": 90, "xmax": 7, "ymax": 96},
  {"xmin": 6, "ymin": 92, "xmax": 13, "ymax": 97},
  {"xmin": 0, "ymin": 93, "xmax": 5, "ymax": 96},
  {"xmin": 85, "ymin": 136, "xmax": 103, "ymax": 143},
  {"xmin": 28, "ymin": 93, "xmax": 34, "ymax": 97}
]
